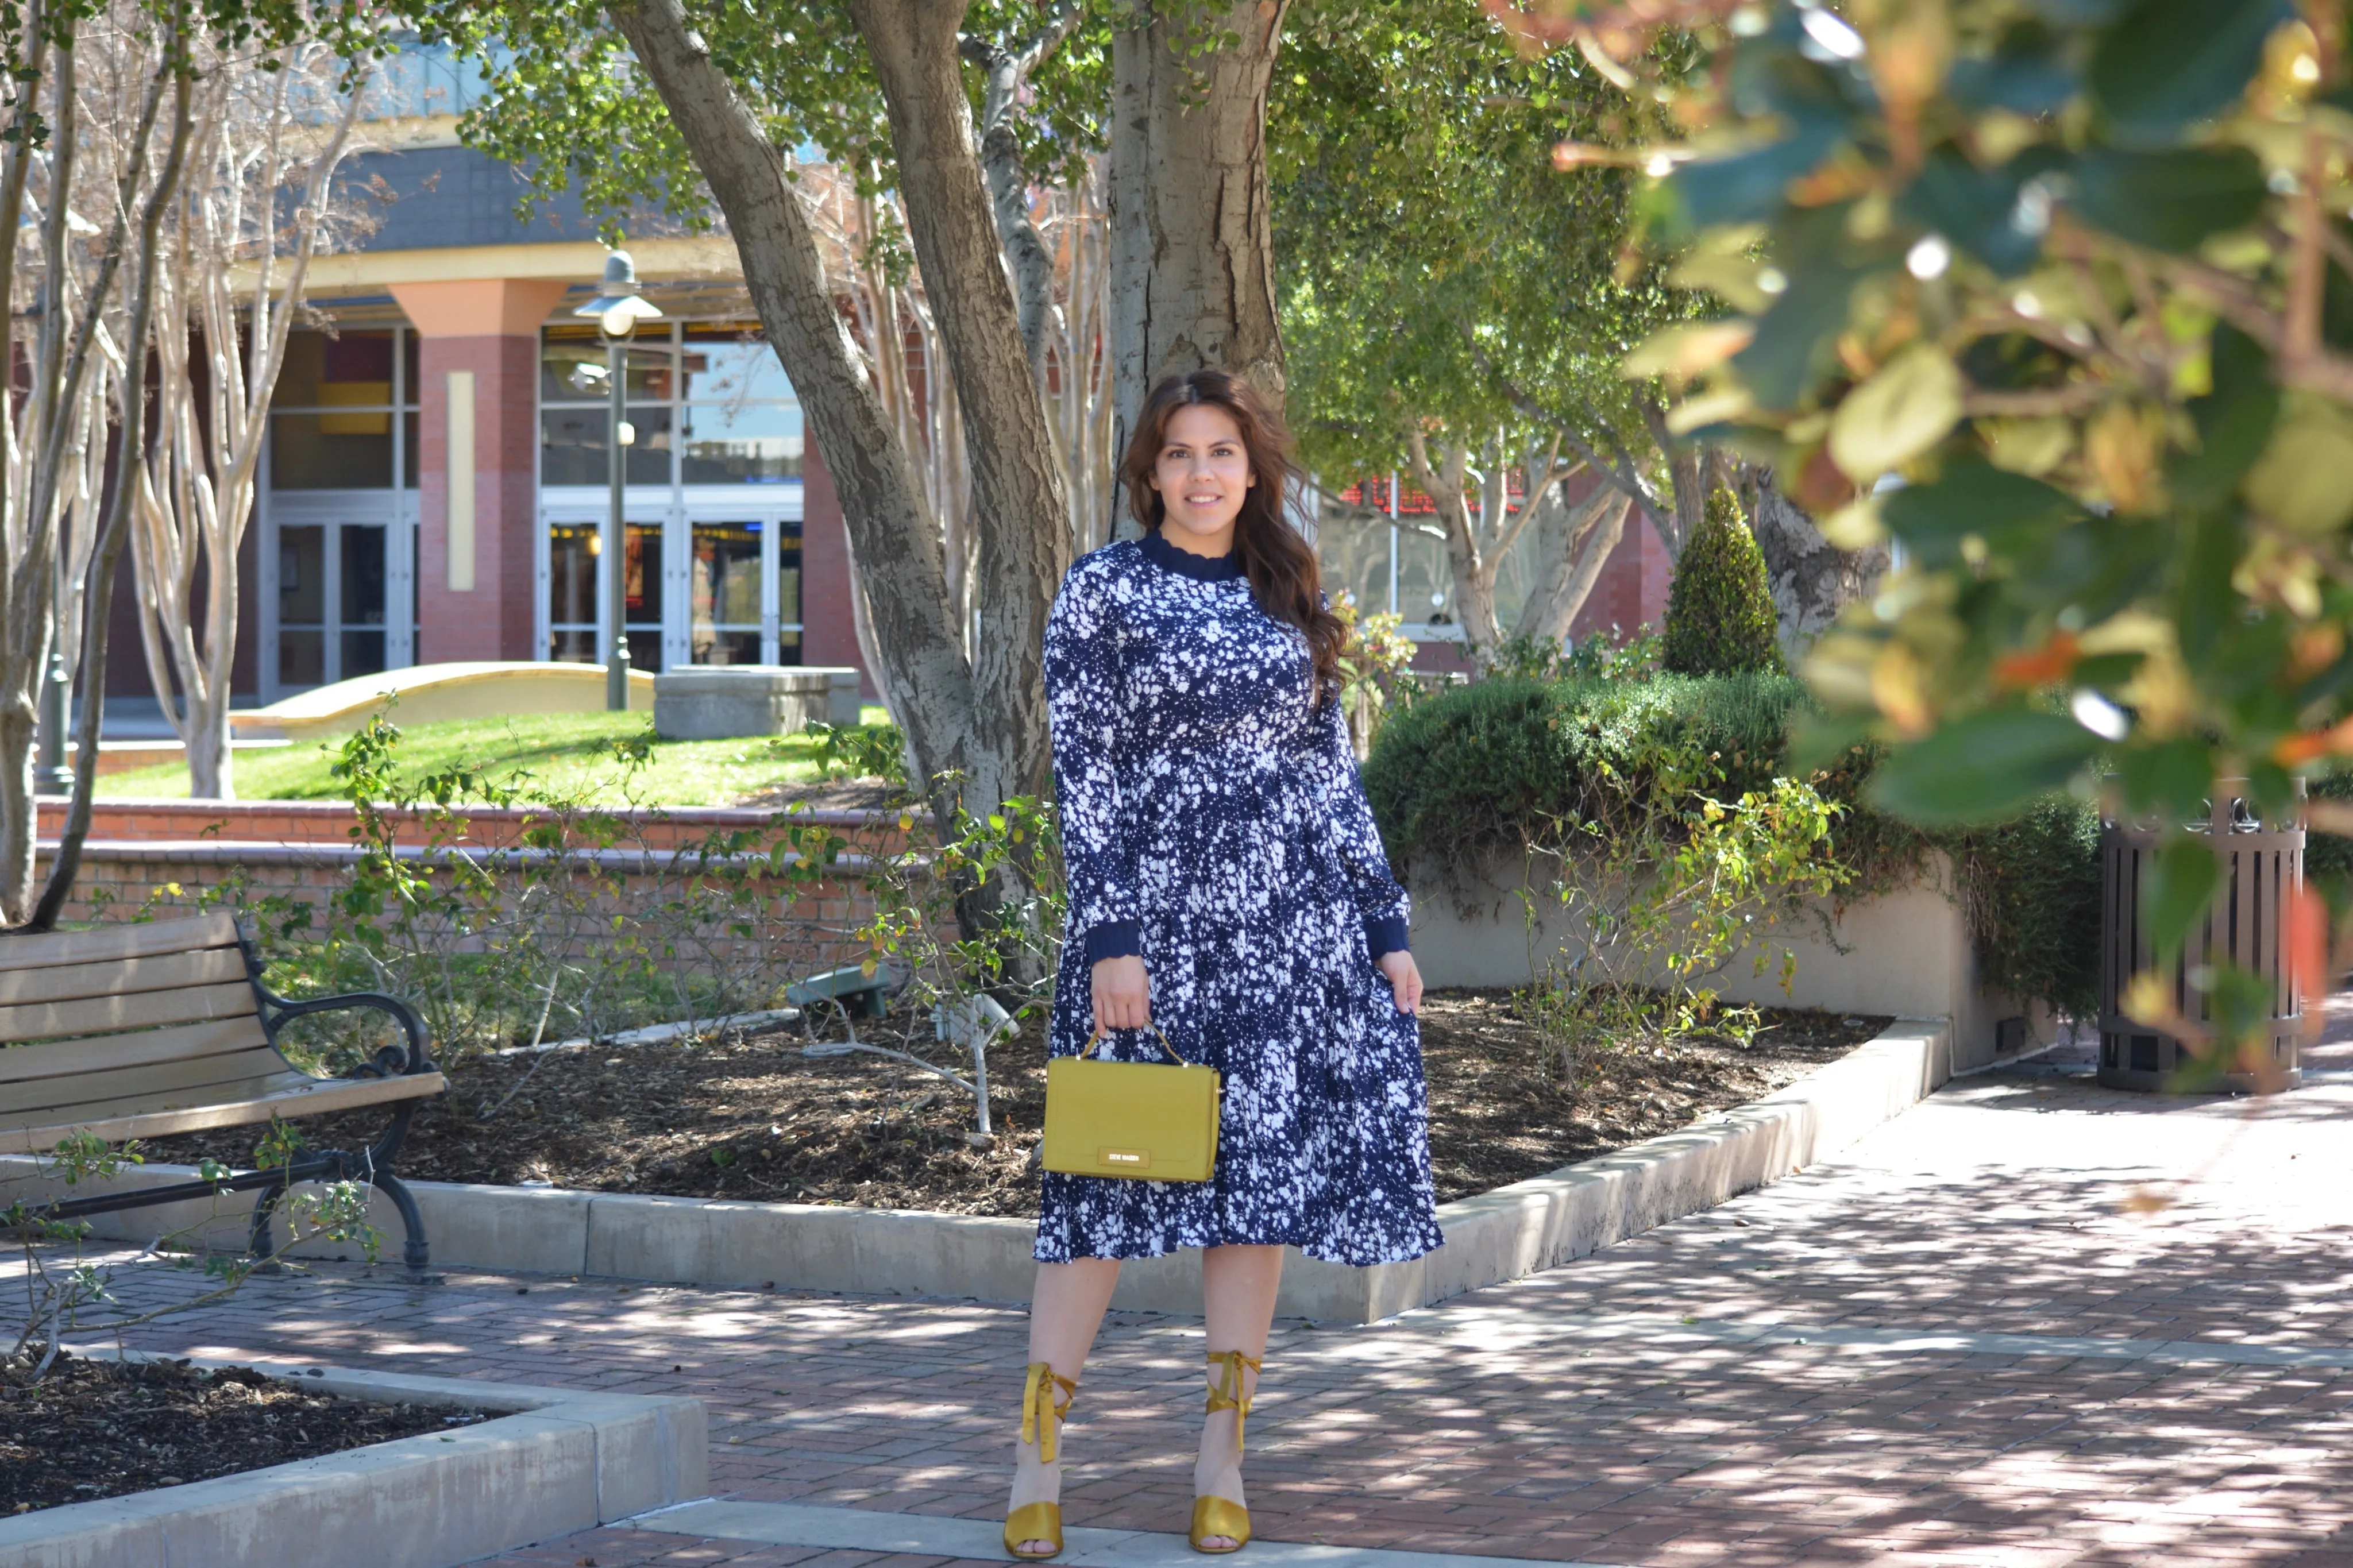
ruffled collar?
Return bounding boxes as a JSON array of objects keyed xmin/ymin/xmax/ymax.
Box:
[{"xmin": 1139, "ymin": 527, "xmax": 1243, "ymax": 583}]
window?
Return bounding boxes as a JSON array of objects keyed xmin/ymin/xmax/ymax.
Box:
[
  {"xmin": 539, "ymin": 320, "xmax": 805, "ymax": 673},
  {"xmin": 265, "ymin": 327, "xmax": 418, "ymax": 696}
]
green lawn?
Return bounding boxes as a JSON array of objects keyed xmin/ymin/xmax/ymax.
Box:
[{"xmin": 98, "ymin": 706, "xmax": 894, "ymax": 806}]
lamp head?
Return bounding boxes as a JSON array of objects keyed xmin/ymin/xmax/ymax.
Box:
[{"xmin": 574, "ymin": 248, "xmax": 665, "ymax": 339}]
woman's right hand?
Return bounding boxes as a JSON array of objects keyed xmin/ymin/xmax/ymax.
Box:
[{"xmin": 1091, "ymin": 955, "xmax": 1151, "ymax": 1033}]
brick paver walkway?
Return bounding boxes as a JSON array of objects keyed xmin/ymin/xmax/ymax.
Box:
[{"xmin": 46, "ymin": 1011, "xmax": 2353, "ymax": 1568}]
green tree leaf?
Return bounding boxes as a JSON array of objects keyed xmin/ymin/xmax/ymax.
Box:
[
  {"xmin": 2173, "ymin": 323, "xmax": 2278, "ymax": 510},
  {"xmin": 2072, "ymin": 148, "xmax": 2266, "ymax": 253},
  {"xmin": 2088, "ymin": 0, "xmax": 2296, "ymax": 145},
  {"xmin": 1828, "ymin": 344, "xmax": 1964, "ymax": 482},
  {"xmin": 1880, "ymin": 460, "xmax": 2092, "ymax": 568},
  {"xmin": 1733, "ymin": 262, "xmax": 1866, "ymax": 411},
  {"xmin": 1667, "ymin": 125, "xmax": 1841, "ymax": 231},
  {"xmin": 1949, "ymin": 22, "xmax": 2078, "ymax": 115},
  {"xmin": 1865, "ymin": 710, "xmax": 2103, "ymax": 827}
]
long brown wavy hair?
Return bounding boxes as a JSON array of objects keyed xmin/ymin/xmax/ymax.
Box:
[{"xmin": 1119, "ymin": 368, "xmax": 1348, "ymax": 701}]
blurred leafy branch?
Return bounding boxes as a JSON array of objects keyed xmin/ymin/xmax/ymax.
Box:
[{"xmin": 1494, "ymin": 0, "xmax": 2353, "ymax": 1072}]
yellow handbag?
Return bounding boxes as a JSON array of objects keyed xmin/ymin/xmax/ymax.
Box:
[{"xmin": 1041, "ymin": 1026, "xmax": 1221, "ymax": 1182}]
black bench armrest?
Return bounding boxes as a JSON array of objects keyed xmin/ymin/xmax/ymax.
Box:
[
  {"xmin": 261, "ymin": 989, "xmax": 437, "ymax": 1081},
  {"xmin": 236, "ymin": 928, "xmax": 437, "ymax": 1080}
]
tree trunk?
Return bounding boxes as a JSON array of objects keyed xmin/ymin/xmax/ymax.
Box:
[
  {"xmin": 850, "ymin": 0, "xmax": 1070, "ymax": 810},
  {"xmin": 1746, "ymin": 463, "xmax": 1885, "ymax": 654},
  {"xmin": 609, "ymin": 0, "xmax": 978, "ymax": 792},
  {"xmin": 1515, "ymin": 484, "xmax": 1633, "ymax": 644},
  {"xmin": 0, "ymin": 16, "xmax": 55, "ymax": 928},
  {"xmin": 186, "ymin": 707, "xmax": 230, "ymax": 801},
  {"xmin": 1405, "ymin": 432, "xmax": 1499, "ymax": 650},
  {"xmin": 1108, "ymin": 0, "xmax": 1288, "ymax": 459},
  {"xmin": 29, "ymin": 64, "xmax": 195, "ymax": 933}
]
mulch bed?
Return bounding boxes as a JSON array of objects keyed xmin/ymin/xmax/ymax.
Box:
[
  {"xmin": 1, "ymin": 1352, "xmax": 485, "ymax": 1513},
  {"xmin": 145, "ymin": 992, "xmax": 1888, "ymax": 1215}
]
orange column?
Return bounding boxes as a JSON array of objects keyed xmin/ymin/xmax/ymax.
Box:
[{"xmin": 389, "ymin": 280, "xmax": 570, "ymax": 665}]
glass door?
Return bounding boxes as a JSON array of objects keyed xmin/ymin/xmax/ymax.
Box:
[
  {"xmin": 678, "ymin": 508, "xmax": 803, "ymax": 666},
  {"xmin": 546, "ymin": 519, "xmax": 600, "ymax": 662},
  {"xmin": 623, "ymin": 517, "xmax": 664, "ymax": 674},
  {"xmin": 774, "ymin": 515, "xmax": 803, "ymax": 664},
  {"xmin": 543, "ymin": 510, "xmax": 667, "ymax": 673},
  {"xmin": 690, "ymin": 519, "xmax": 762, "ymax": 665}
]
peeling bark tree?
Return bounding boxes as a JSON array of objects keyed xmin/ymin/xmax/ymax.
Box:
[
  {"xmin": 1108, "ymin": 0, "xmax": 1287, "ymax": 493},
  {"xmin": 30, "ymin": 55, "xmax": 195, "ymax": 933},
  {"xmin": 1394, "ymin": 426, "xmax": 1634, "ymax": 658},
  {"xmin": 1742, "ymin": 463, "xmax": 1885, "ymax": 655},
  {"xmin": 962, "ymin": 0, "xmax": 1081, "ymax": 387},
  {"xmin": 609, "ymin": 0, "xmax": 1071, "ymax": 824},
  {"xmin": 1516, "ymin": 484, "xmax": 1634, "ymax": 644},
  {"xmin": 0, "ymin": 9, "xmax": 192, "ymax": 932},
  {"xmin": 851, "ymin": 0, "xmax": 1071, "ymax": 810},
  {"xmin": 131, "ymin": 43, "xmax": 368, "ymax": 802}
]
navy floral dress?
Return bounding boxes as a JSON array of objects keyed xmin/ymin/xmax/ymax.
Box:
[{"xmin": 1035, "ymin": 529, "xmax": 1444, "ymax": 1268}]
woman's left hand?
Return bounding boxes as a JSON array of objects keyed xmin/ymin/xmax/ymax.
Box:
[{"xmin": 1376, "ymin": 949, "xmax": 1423, "ymax": 1015}]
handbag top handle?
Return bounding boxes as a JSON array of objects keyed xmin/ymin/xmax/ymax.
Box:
[{"xmin": 1083, "ymin": 1024, "xmax": 1198, "ymax": 1068}]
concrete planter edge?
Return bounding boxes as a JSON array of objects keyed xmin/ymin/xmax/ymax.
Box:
[{"xmin": 0, "ymin": 1018, "xmax": 1951, "ymax": 1327}]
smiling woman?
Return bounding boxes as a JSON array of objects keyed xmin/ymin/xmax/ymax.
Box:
[{"xmin": 1002, "ymin": 368, "xmax": 1441, "ymax": 1559}]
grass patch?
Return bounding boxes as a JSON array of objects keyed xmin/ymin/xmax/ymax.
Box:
[{"xmin": 97, "ymin": 706, "xmax": 893, "ymax": 806}]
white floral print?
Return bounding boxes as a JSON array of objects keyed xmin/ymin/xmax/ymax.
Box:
[{"xmin": 1035, "ymin": 532, "xmax": 1445, "ymax": 1268}]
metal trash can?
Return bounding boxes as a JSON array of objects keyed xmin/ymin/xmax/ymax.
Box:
[{"xmin": 2098, "ymin": 782, "xmax": 2304, "ymax": 1091}]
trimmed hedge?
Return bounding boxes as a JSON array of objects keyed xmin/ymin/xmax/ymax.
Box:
[
  {"xmin": 1364, "ymin": 672, "xmax": 1854, "ymax": 870},
  {"xmin": 1364, "ymin": 672, "xmax": 2101, "ymax": 1017}
]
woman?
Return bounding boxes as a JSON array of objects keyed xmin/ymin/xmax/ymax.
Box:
[{"xmin": 1005, "ymin": 369, "xmax": 1442, "ymax": 1559}]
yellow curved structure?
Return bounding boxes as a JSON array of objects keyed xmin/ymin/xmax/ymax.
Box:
[{"xmin": 229, "ymin": 662, "xmax": 654, "ymax": 741}]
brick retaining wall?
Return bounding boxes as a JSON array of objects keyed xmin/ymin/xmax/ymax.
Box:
[
  {"xmin": 33, "ymin": 800, "xmax": 931, "ymax": 970},
  {"xmin": 34, "ymin": 839, "xmax": 887, "ymax": 970},
  {"xmin": 39, "ymin": 798, "xmax": 920, "ymax": 853}
]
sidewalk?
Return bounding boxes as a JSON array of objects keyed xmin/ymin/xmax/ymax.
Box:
[{"xmin": 61, "ymin": 1011, "xmax": 2353, "ymax": 1568}]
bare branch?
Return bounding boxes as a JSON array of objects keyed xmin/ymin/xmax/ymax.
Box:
[{"xmin": 961, "ymin": 0, "xmax": 1084, "ymax": 385}]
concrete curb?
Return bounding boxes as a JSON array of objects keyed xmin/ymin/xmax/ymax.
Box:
[
  {"xmin": 0, "ymin": 1352, "xmax": 706, "ymax": 1568},
  {"xmin": 0, "ymin": 1019, "xmax": 1950, "ymax": 1324}
]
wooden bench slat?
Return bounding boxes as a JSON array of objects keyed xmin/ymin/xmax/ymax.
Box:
[
  {"xmin": 0, "ymin": 1016, "xmax": 271, "ymax": 1087},
  {"xmin": 0, "ymin": 914, "xmax": 240, "ymax": 975},
  {"xmin": 0, "ymin": 947, "xmax": 248, "ymax": 1009},
  {"xmin": 5, "ymin": 1068, "xmax": 302, "ymax": 1127},
  {"xmin": 0, "ymin": 1069, "xmax": 446, "ymax": 1154},
  {"xmin": 0, "ymin": 1046, "xmax": 295, "ymax": 1118},
  {"xmin": 0, "ymin": 980, "xmax": 259, "ymax": 1046}
]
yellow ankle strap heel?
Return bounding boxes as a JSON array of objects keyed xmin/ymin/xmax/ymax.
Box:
[
  {"xmin": 1005, "ymin": 1362, "xmax": 1077, "ymax": 1561},
  {"xmin": 1191, "ymin": 1349, "xmax": 1262, "ymax": 1554}
]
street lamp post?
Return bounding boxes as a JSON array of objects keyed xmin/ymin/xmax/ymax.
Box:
[
  {"xmin": 574, "ymin": 250, "xmax": 664, "ymax": 713},
  {"xmin": 33, "ymin": 618, "xmax": 70, "ymax": 795}
]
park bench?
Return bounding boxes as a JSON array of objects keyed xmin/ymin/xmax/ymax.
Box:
[{"xmin": 0, "ymin": 912, "xmax": 443, "ymax": 1275}]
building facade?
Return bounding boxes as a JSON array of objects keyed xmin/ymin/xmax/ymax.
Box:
[{"xmin": 133, "ymin": 49, "xmax": 1665, "ymax": 720}]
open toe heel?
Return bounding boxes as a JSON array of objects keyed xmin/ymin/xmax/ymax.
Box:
[
  {"xmin": 1190, "ymin": 1349, "xmax": 1260, "ymax": 1554},
  {"xmin": 1005, "ymin": 1362, "xmax": 1077, "ymax": 1561}
]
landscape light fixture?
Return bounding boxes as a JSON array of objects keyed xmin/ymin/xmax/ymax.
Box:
[{"xmin": 574, "ymin": 250, "xmax": 664, "ymax": 711}]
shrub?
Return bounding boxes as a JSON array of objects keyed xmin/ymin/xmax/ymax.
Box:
[
  {"xmin": 1946, "ymin": 797, "xmax": 2104, "ymax": 1019},
  {"xmin": 2310, "ymin": 770, "xmax": 2353, "ymax": 892},
  {"xmin": 1361, "ymin": 670, "xmax": 1831, "ymax": 872},
  {"xmin": 1364, "ymin": 671, "xmax": 2105, "ymax": 1018},
  {"xmin": 1661, "ymin": 486, "xmax": 1783, "ymax": 677}
]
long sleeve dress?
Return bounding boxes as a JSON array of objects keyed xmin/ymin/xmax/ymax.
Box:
[{"xmin": 1035, "ymin": 528, "xmax": 1445, "ymax": 1268}]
